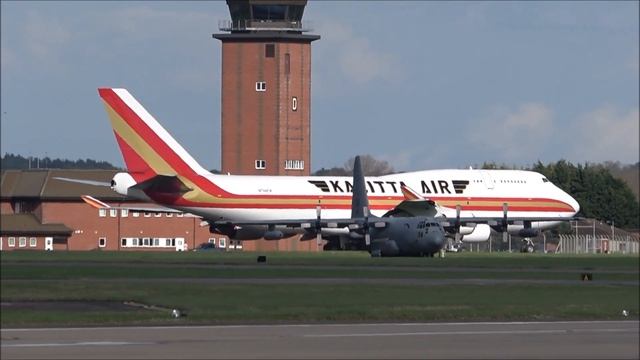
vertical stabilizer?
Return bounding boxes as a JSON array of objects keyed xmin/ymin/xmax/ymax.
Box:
[
  {"xmin": 98, "ymin": 88, "xmax": 210, "ymax": 184},
  {"xmin": 351, "ymin": 156, "xmax": 369, "ymax": 218}
]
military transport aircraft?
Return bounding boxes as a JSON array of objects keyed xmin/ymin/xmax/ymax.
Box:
[{"xmin": 58, "ymin": 88, "xmax": 580, "ymax": 253}]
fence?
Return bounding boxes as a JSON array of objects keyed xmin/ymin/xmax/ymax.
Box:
[{"xmin": 556, "ymin": 235, "xmax": 639, "ymax": 254}]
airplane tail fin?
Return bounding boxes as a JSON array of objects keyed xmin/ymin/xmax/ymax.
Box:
[
  {"xmin": 351, "ymin": 156, "xmax": 369, "ymax": 218},
  {"xmin": 98, "ymin": 88, "xmax": 210, "ymax": 184}
]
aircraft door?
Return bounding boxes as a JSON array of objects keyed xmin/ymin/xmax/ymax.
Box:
[
  {"xmin": 481, "ymin": 171, "xmax": 495, "ymax": 189},
  {"xmin": 45, "ymin": 237, "xmax": 53, "ymax": 251}
]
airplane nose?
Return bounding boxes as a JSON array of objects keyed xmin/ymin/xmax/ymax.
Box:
[{"xmin": 568, "ymin": 195, "xmax": 580, "ymax": 214}]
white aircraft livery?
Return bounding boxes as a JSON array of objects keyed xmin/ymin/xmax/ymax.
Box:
[{"xmin": 86, "ymin": 88, "xmax": 579, "ymax": 243}]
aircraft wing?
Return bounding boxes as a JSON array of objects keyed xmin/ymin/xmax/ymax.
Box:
[
  {"xmin": 437, "ymin": 216, "xmax": 574, "ymax": 229},
  {"xmin": 212, "ymin": 217, "xmax": 361, "ymax": 231},
  {"xmin": 383, "ymin": 199, "xmax": 439, "ymax": 217}
]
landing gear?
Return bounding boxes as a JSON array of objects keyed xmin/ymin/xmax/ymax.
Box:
[{"xmin": 520, "ymin": 238, "xmax": 535, "ymax": 253}]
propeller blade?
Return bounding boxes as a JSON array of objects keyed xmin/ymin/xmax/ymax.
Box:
[
  {"xmin": 362, "ymin": 206, "xmax": 371, "ymax": 246},
  {"xmin": 502, "ymin": 203, "xmax": 509, "ymax": 243},
  {"xmin": 454, "ymin": 204, "xmax": 461, "ymax": 242},
  {"xmin": 315, "ymin": 201, "xmax": 322, "ymax": 246}
]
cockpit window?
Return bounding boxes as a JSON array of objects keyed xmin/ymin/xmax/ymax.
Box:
[{"xmin": 542, "ymin": 177, "xmax": 549, "ymax": 183}]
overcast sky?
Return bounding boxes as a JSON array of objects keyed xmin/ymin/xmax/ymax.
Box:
[{"xmin": 1, "ymin": 1, "xmax": 638, "ymax": 172}]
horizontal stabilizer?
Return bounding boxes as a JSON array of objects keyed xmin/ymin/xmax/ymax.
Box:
[{"xmin": 131, "ymin": 174, "xmax": 192, "ymax": 195}]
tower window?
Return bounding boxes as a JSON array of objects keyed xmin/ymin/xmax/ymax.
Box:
[
  {"xmin": 265, "ymin": 44, "xmax": 275, "ymax": 58},
  {"xmin": 284, "ymin": 160, "xmax": 304, "ymax": 170},
  {"xmin": 292, "ymin": 96, "xmax": 298, "ymax": 111},
  {"xmin": 284, "ymin": 53, "xmax": 290, "ymax": 75},
  {"xmin": 255, "ymin": 160, "xmax": 266, "ymax": 169},
  {"xmin": 255, "ymin": 81, "xmax": 266, "ymax": 92}
]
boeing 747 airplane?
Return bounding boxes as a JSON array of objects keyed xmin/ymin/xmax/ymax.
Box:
[{"xmin": 61, "ymin": 88, "xmax": 580, "ymax": 252}]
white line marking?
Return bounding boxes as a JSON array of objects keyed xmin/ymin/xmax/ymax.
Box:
[
  {"xmin": 2, "ymin": 341, "xmax": 153, "ymax": 348},
  {"xmin": 304, "ymin": 329, "xmax": 568, "ymax": 338},
  {"xmin": 2, "ymin": 320, "xmax": 637, "ymax": 332}
]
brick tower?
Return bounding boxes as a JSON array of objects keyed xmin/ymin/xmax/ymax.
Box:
[{"xmin": 214, "ymin": 0, "xmax": 320, "ymax": 176}]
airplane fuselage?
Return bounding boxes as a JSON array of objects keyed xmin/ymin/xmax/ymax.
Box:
[{"xmin": 115, "ymin": 168, "xmax": 579, "ymax": 240}]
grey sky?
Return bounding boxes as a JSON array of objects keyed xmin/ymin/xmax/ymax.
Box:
[{"xmin": 1, "ymin": 1, "xmax": 638, "ymax": 171}]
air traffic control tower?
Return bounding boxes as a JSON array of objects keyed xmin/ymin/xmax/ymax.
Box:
[{"xmin": 214, "ymin": 0, "xmax": 320, "ymax": 176}]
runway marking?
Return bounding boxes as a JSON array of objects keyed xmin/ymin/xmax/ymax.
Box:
[
  {"xmin": 2, "ymin": 320, "xmax": 637, "ymax": 332},
  {"xmin": 304, "ymin": 328, "xmax": 636, "ymax": 338},
  {"xmin": 2, "ymin": 341, "xmax": 153, "ymax": 348},
  {"xmin": 304, "ymin": 329, "xmax": 568, "ymax": 337}
]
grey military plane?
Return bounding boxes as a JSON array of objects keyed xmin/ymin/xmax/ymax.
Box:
[{"xmin": 215, "ymin": 156, "xmax": 448, "ymax": 257}]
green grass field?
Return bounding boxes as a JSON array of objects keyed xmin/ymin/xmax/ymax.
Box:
[{"xmin": 1, "ymin": 251, "xmax": 638, "ymax": 327}]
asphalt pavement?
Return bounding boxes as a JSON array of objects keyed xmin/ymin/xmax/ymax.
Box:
[{"xmin": 2, "ymin": 320, "xmax": 638, "ymax": 359}]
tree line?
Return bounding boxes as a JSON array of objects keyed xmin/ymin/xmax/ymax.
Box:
[{"xmin": 1, "ymin": 153, "xmax": 119, "ymax": 170}]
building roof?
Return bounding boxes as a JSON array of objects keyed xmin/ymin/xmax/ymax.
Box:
[
  {"xmin": 0, "ymin": 213, "xmax": 72, "ymax": 236},
  {"xmin": 1, "ymin": 169, "xmax": 126, "ymax": 201}
]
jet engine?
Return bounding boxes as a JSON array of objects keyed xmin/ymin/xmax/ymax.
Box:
[
  {"xmin": 461, "ymin": 224, "xmax": 491, "ymax": 242},
  {"xmin": 518, "ymin": 227, "xmax": 540, "ymax": 238}
]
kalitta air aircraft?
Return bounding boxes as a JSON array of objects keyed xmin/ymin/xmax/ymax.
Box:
[{"xmin": 61, "ymin": 88, "xmax": 580, "ymax": 254}]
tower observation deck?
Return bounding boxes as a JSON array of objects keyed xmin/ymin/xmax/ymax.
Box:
[{"xmin": 214, "ymin": 0, "xmax": 320, "ymax": 176}]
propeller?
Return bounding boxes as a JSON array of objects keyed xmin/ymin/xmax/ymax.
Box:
[
  {"xmin": 454, "ymin": 204, "xmax": 461, "ymax": 243},
  {"xmin": 315, "ymin": 203, "xmax": 322, "ymax": 245},
  {"xmin": 363, "ymin": 206, "xmax": 371, "ymax": 246},
  {"xmin": 502, "ymin": 202, "xmax": 509, "ymax": 243}
]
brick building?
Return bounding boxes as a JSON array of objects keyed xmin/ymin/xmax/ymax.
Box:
[
  {"xmin": 0, "ymin": 169, "xmax": 320, "ymax": 252},
  {"xmin": 0, "ymin": 170, "xmax": 214, "ymax": 251}
]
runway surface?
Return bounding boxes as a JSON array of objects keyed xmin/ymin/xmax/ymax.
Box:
[{"xmin": 2, "ymin": 320, "xmax": 638, "ymax": 359}]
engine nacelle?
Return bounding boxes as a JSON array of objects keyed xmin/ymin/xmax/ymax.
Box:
[
  {"xmin": 461, "ymin": 224, "xmax": 491, "ymax": 242},
  {"xmin": 458, "ymin": 226, "xmax": 476, "ymax": 236},
  {"xmin": 263, "ymin": 230, "xmax": 284, "ymax": 240},
  {"xmin": 111, "ymin": 172, "xmax": 137, "ymax": 196},
  {"xmin": 518, "ymin": 228, "xmax": 540, "ymax": 238}
]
